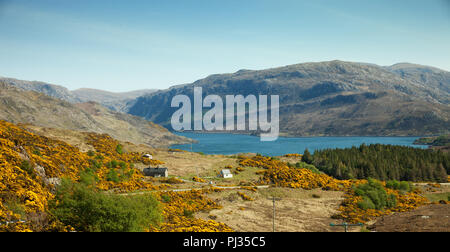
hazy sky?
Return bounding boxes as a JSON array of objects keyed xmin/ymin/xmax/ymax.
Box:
[{"xmin": 0, "ymin": 0, "xmax": 449, "ymax": 92}]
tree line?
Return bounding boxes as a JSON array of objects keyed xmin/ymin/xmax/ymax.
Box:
[{"xmin": 303, "ymin": 144, "xmax": 449, "ymax": 182}]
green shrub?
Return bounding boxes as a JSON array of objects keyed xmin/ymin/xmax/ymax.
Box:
[
  {"xmin": 116, "ymin": 144, "xmax": 123, "ymax": 155},
  {"xmin": 385, "ymin": 180, "xmax": 400, "ymax": 190},
  {"xmin": 87, "ymin": 150, "xmax": 95, "ymax": 157},
  {"xmin": 79, "ymin": 168, "xmax": 99, "ymax": 186},
  {"xmin": 106, "ymin": 160, "xmax": 119, "ymax": 169},
  {"xmin": 20, "ymin": 160, "xmax": 35, "ymax": 179},
  {"xmin": 398, "ymin": 181, "xmax": 411, "ymax": 192},
  {"xmin": 106, "ymin": 169, "xmax": 120, "ymax": 183},
  {"xmin": 50, "ymin": 179, "xmax": 162, "ymax": 232},
  {"xmin": 183, "ymin": 209, "xmax": 194, "ymax": 218},
  {"xmin": 357, "ymin": 197, "xmax": 376, "ymax": 210},
  {"xmin": 354, "ymin": 178, "xmax": 397, "ymax": 210},
  {"xmin": 33, "ymin": 149, "xmax": 42, "ymax": 156},
  {"xmin": 386, "ymin": 180, "xmax": 412, "ymax": 192},
  {"xmin": 161, "ymin": 194, "xmax": 171, "ymax": 203},
  {"xmin": 111, "ymin": 160, "xmax": 118, "ymax": 168},
  {"xmin": 88, "ymin": 159, "xmax": 102, "ymax": 170},
  {"xmin": 302, "ymin": 148, "xmax": 313, "ymax": 164},
  {"xmin": 118, "ymin": 161, "xmax": 127, "ymax": 169},
  {"xmin": 295, "ymin": 162, "xmax": 321, "ymax": 174}
]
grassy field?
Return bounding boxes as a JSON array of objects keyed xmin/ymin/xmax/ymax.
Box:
[{"xmin": 424, "ymin": 192, "xmax": 450, "ymax": 202}]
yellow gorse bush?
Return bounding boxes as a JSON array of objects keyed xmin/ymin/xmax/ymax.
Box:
[
  {"xmin": 0, "ymin": 120, "xmax": 166, "ymax": 231},
  {"xmin": 239, "ymin": 155, "xmax": 429, "ymax": 224},
  {"xmin": 150, "ymin": 189, "xmax": 233, "ymax": 232},
  {"xmin": 337, "ymin": 184, "xmax": 429, "ymax": 223},
  {"xmin": 239, "ymin": 155, "xmax": 352, "ymax": 190},
  {"xmin": 284, "ymin": 153, "xmax": 302, "ymax": 158}
]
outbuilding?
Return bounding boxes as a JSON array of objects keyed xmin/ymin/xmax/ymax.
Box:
[
  {"xmin": 143, "ymin": 167, "xmax": 168, "ymax": 177},
  {"xmin": 142, "ymin": 154, "xmax": 153, "ymax": 160},
  {"xmin": 220, "ymin": 169, "xmax": 233, "ymax": 178}
]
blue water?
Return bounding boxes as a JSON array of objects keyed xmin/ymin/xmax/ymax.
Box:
[{"xmin": 171, "ymin": 133, "xmax": 428, "ymax": 156}]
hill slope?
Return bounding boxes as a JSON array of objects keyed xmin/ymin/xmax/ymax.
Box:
[
  {"xmin": 0, "ymin": 82, "xmax": 189, "ymax": 147},
  {"xmin": 126, "ymin": 60, "xmax": 450, "ymax": 136}
]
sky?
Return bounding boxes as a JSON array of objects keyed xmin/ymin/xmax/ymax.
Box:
[{"xmin": 0, "ymin": 0, "xmax": 449, "ymax": 92}]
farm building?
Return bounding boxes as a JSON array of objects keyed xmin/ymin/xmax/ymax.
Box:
[
  {"xmin": 220, "ymin": 169, "xmax": 233, "ymax": 178},
  {"xmin": 143, "ymin": 167, "xmax": 168, "ymax": 177},
  {"xmin": 142, "ymin": 154, "xmax": 153, "ymax": 160}
]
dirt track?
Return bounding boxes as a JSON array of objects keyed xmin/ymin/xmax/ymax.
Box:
[{"xmin": 369, "ymin": 204, "xmax": 450, "ymax": 232}]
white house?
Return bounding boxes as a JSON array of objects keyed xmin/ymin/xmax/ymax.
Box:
[
  {"xmin": 142, "ymin": 154, "xmax": 153, "ymax": 160},
  {"xmin": 220, "ymin": 169, "xmax": 233, "ymax": 178}
]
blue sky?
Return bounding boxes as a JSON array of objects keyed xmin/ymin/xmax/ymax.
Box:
[{"xmin": 0, "ymin": 0, "xmax": 449, "ymax": 92}]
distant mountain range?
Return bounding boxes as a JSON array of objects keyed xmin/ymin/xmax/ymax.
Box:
[
  {"xmin": 0, "ymin": 81, "xmax": 188, "ymax": 147},
  {"xmin": 0, "ymin": 77, "xmax": 156, "ymax": 111},
  {"xmin": 2, "ymin": 60, "xmax": 449, "ymax": 137},
  {"xmin": 126, "ymin": 61, "xmax": 450, "ymax": 136}
]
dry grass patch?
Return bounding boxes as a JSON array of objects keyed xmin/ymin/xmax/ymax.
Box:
[{"xmin": 198, "ymin": 187, "xmax": 347, "ymax": 232}]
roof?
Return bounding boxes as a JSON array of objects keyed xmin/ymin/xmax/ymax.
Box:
[
  {"xmin": 145, "ymin": 167, "xmax": 167, "ymax": 171},
  {"xmin": 221, "ymin": 169, "xmax": 231, "ymax": 175},
  {"xmin": 144, "ymin": 167, "xmax": 168, "ymax": 173}
]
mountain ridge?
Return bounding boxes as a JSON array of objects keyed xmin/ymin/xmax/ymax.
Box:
[
  {"xmin": 3, "ymin": 60, "xmax": 449, "ymax": 136},
  {"xmin": 124, "ymin": 60, "xmax": 450, "ymax": 136}
]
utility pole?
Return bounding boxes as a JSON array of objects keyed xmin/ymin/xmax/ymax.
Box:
[
  {"xmin": 269, "ymin": 197, "xmax": 282, "ymax": 232},
  {"xmin": 330, "ymin": 222, "xmax": 363, "ymax": 232}
]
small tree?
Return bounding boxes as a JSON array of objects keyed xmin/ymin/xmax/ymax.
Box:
[
  {"xmin": 50, "ymin": 179, "xmax": 162, "ymax": 232},
  {"xmin": 302, "ymin": 148, "xmax": 313, "ymax": 164}
]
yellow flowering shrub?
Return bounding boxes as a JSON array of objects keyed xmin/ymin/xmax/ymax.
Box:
[
  {"xmin": 150, "ymin": 190, "xmax": 233, "ymax": 232},
  {"xmin": 240, "ymin": 155, "xmax": 429, "ymax": 224},
  {"xmin": 0, "ymin": 120, "xmax": 165, "ymax": 231},
  {"xmin": 192, "ymin": 176, "xmax": 206, "ymax": 183},
  {"xmin": 336, "ymin": 181, "xmax": 429, "ymax": 223},
  {"xmin": 284, "ymin": 153, "xmax": 302, "ymax": 158},
  {"xmin": 237, "ymin": 192, "xmax": 254, "ymax": 201},
  {"xmin": 239, "ymin": 155, "xmax": 351, "ymax": 190}
]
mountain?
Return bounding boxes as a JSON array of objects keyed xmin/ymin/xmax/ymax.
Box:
[
  {"xmin": 71, "ymin": 88, "xmax": 157, "ymax": 111},
  {"xmin": 0, "ymin": 77, "xmax": 79, "ymax": 103},
  {"xmin": 384, "ymin": 63, "xmax": 450, "ymax": 94},
  {"xmin": 125, "ymin": 60, "xmax": 450, "ymax": 136},
  {"xmin": 0, "ymin": 82, "xmax": 189, "ymax": 147},
  {"xmin": 0, "ymin": 77, "xmax": 157, "ymax": 111}
]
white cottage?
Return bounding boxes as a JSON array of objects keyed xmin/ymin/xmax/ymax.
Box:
[{"xmin": 220, "ymin": 169, "xmax": 233, "ymax": 178}]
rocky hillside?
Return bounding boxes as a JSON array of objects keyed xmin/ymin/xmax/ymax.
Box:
[
  {"xmin": 126, "ymin": 60, "xmax": 450, "ymax": 136},
  {"xmin": 0, "ymin": 82, "xmax": 189, "ymax": 147},
  {"xmin": 0, "ymin": 77, "xmax": 156, "ymax": 111},
  {"xmin": 0, "ymin": 77, "xmax": 79, "ymax": 103}
]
